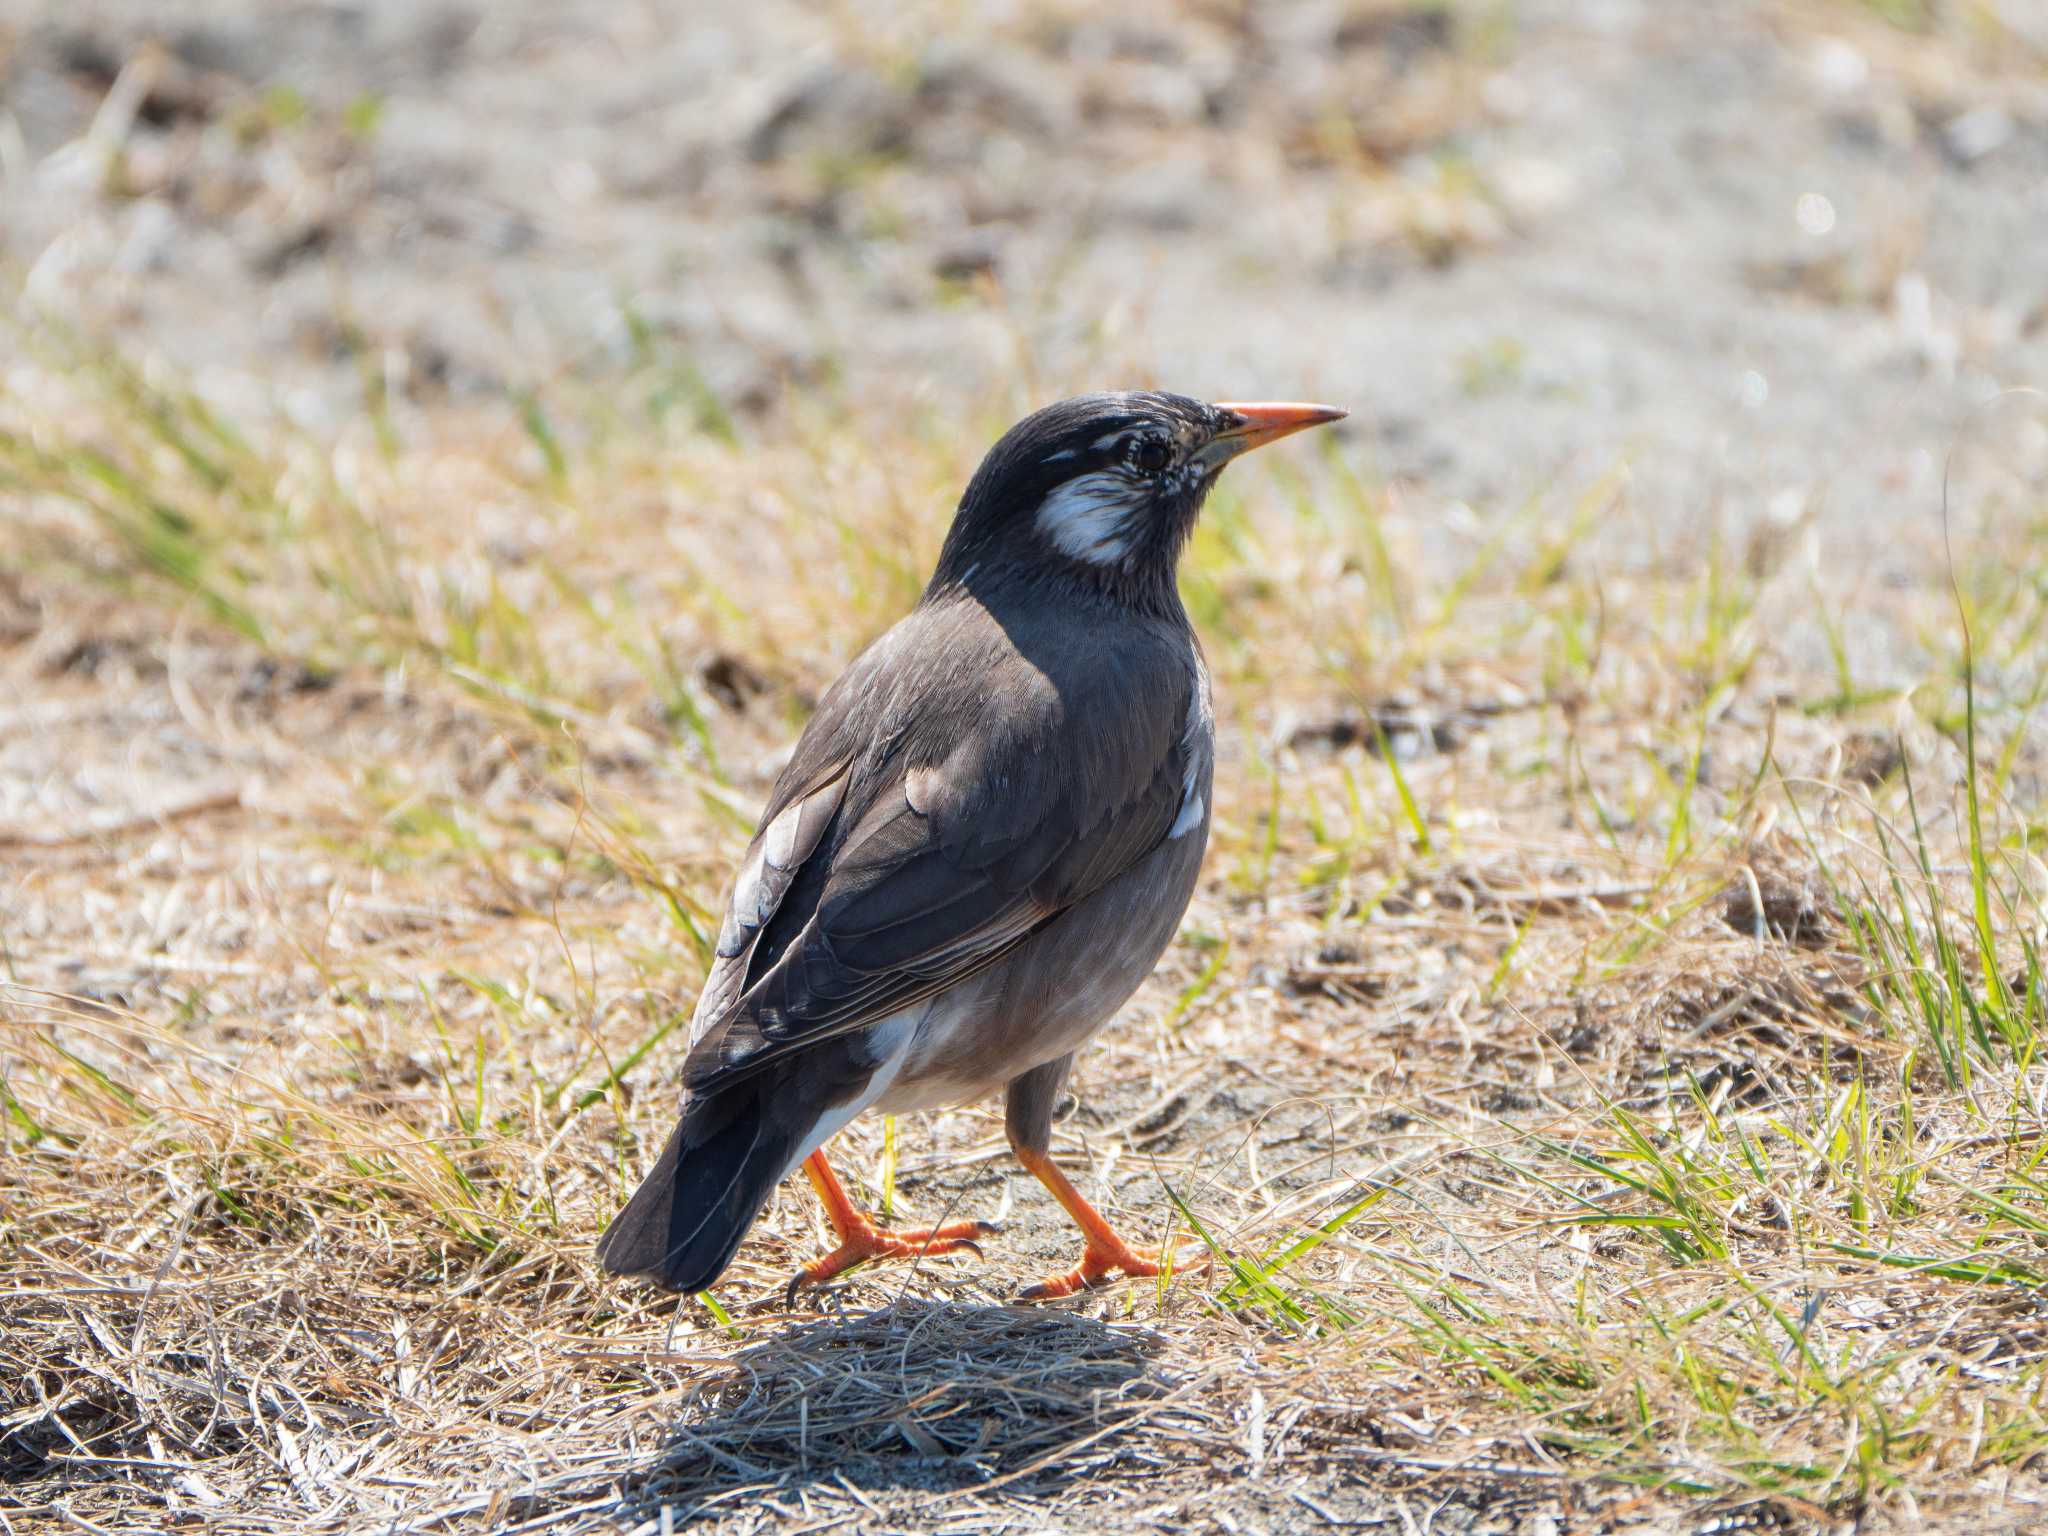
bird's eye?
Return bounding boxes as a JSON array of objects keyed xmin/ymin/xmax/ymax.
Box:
[{"xmin": 1126, "ymin": 436, "xmax": 1171, "ymax": 475}]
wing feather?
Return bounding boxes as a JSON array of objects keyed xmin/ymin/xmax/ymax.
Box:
[
  {"xmin": 680, "ymin": 594, "xmax": 1206, "ymax": 1093},
  {"xmin": 688, "ymin": 766, "xmax": 847, "ymax": 1046}
]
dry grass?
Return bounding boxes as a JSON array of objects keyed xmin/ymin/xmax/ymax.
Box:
[{"xmin": 3, "ymin": 280, "xmax": 2048, "ymax": 1534}]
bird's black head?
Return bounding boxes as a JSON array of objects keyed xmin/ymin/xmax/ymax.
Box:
[{"xmin": 929, "ymin": 391, "xmax": 1344, "ymax": 615}]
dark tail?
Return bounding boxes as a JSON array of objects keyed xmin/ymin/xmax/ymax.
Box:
[{"xmin": 596, "ymin": 1086, "xmax": 799, "ymax": 1293}]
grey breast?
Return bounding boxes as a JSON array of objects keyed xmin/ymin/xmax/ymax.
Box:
[
  {"xmin": 681, "ymin": 570, "xmax": 1213, "ymax": 1119},
  {"xmin": 877, "ymin": 663, "xmax": 1214, "ymax": 1115}
]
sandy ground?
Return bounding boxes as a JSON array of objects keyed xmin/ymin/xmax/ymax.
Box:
[{"xmin": 7, "ymin": 0, "xmax": 2046, "ymax": 563}]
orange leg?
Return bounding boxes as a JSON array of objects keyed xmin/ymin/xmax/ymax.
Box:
[
  {"xmin": 1012, "ymin": 1144, "xmax": 1204, "ymax": 1300},
  {"xmin": 786, "ymin": 1148, "xmax": 996, "ymax": 1299}
]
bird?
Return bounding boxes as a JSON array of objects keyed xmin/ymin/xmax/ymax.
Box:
[{"xmin": 596, "ymin": 391, "xmax": 1345, "ymax": 1301}]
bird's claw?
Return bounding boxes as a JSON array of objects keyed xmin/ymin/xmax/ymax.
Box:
[
  {"xmin": 782, "ymin": 1215, "xmax": 999, "ymax": 1306},
  {"xmin": 1017, "ymin": 1238, "xmax": 1209, "ymax": 1302}
]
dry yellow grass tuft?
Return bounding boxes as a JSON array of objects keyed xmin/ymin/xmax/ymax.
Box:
[{"xmin": 3, "ymin": 307, "xmax": 2047, "ymax": 1534}]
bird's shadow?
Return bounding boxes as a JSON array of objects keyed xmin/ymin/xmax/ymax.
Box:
[{"xmin": 607, "ymin": 1299, "xmax": 1176, "ymax": 1525}]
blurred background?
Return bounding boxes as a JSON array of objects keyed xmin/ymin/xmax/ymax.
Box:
[{"xmin": 5, "ymin": 0, "xmax": 2045, "ymax": 563}]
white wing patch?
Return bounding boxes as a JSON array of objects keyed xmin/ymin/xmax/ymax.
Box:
[
  {"xmin": 1035, "ymin": 469, "xmax": 1142, "ymax": 564},
  {"xmin": 1168, "ymin": 676, "xmax": 1212, "ymax": 839},
  {"xmin": 692, "ymin": 773, "xmax": 847, "ymax": 1044}
]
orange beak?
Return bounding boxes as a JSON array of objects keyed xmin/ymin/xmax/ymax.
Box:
[{"xmin": 1204, "ymin": 401, "xmax": 1348, "ymax": 462}]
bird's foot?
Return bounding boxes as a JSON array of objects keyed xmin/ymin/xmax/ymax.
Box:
[
  {"xmin": 785, "ymin": 1215, "xmax": 999, "ymax": 1302},
  {"xmin": 1018, "ymin": 1233, "xmax": 1207, "ymax": 1301}
]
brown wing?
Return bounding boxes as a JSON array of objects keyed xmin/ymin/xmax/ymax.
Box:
[{"xmin": 681, "ymin": 595, "xmax": 1202, "ymax": 1095}]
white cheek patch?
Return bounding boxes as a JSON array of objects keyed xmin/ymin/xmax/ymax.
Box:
[{"xmin": 1035, "ymin": 469, "xmax": 1143, "ymax": 564}]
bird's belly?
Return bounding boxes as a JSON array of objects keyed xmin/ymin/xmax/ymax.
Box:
[{"xmin": 874, "ymin": 819, "xmax": 1209, "ymax": 1114}]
